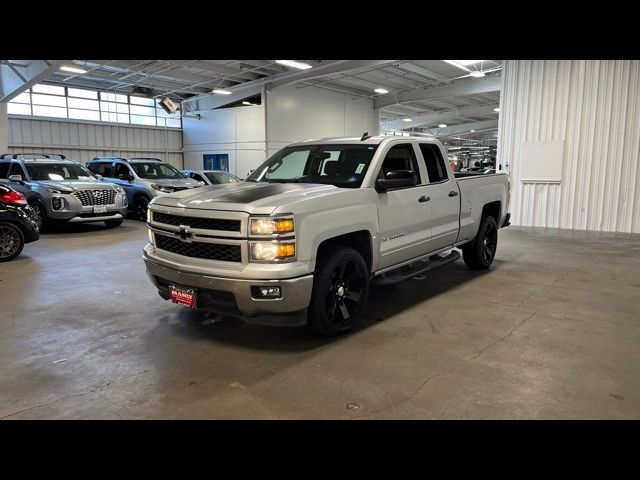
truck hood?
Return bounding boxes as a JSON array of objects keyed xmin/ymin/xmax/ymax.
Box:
[
  {"xmin": 146, "ymin": 178, "xmax": 203, "ymax": 188},
  {"xmin": 34, "ymin": 179, "xmax": 117, "ymax": 191},
  {"xmin": 152, "ymin": 182, "xmax": 339, "ymax": 213}
]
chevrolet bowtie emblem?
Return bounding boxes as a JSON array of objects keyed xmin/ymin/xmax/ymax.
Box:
[{"xmin": 178, "ymin": 225, "xmax": 194, "ymax": 243}]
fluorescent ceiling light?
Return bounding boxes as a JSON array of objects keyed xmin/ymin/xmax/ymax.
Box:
[
  {"xmin": 469, "ymin": 71, "xmax": 486, "ymax": 78},
  {"xmin": 470, "ymin": 130, "xmax": 475, "ymax": 133},
  {"xmin": 494, "ymin": 108, "xmax": 500, "ymax": 112},
  {"xmin": 60, "ymin": 65, "xmax": 87, "ymax": 74},
  {"xmin": 212, "ymin": 89, "xmax": 232, "ymax": 95},
  {"xmin": 403, "ymin": 118, "xmax": 413, "ymax": 122},
  {"xmin": 444, "ymin": 60, "xmax": 485, "ymax": 72},
  {"xmin": 276, "ymin": 60, "xmax": 312, "ymax": 70},
  {"xmin": 438, "ymin": 124, "xmax": 448, "ymax": 128},
  {"xmin": 374, "ymin": 88, "xmax": 389, "ymax": 94}
]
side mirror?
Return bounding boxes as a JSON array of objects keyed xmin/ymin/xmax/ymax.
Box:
[
  {"xmin": 8, "ymin": 174, "xmax": 24, "ymax": 184},
  {"xmin": 128, "ymin": 172, "xmax": 135, "ymax": 182},
  {"xmin": 376, "ymin": 170, "xmax": 417, "ymax": 192}
]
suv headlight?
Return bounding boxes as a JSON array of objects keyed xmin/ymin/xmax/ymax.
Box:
[
  {"xmin": 249, "ymin": 241, "xmax": 296, "ymax": 262},
  {"xmin": 151, "ymin": 184, "xmax": 175, "ymax": 193},
  {"xmin": 249, "ymin": 216, "xmax": 294, "ymax": 236},
  {"xmin": 113, "ymin": 185, "xmax": 125, "ymax": 194}
]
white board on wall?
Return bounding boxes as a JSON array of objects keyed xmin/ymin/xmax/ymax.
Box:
[{"xmin": 520, "ymin": 140, "xmax": 564, "ymax": 183}]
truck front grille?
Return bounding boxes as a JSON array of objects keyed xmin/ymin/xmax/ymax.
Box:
[
  {"xmin": 74, "ymin": 189, "xmax": 116, "ymax": 206},
  {"xmin": 155, "ymin": 234, "xmax": 241, "ymax": 262},
  {"xmin": 153, "ymin": 212, "xmax": 240, "ymax": 232}
]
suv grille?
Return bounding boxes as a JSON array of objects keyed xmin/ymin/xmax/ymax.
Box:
[
  {"xmin": 73, "ymin": 189, "xmax": 116, "ymax": 206},
  {"xmin": 155, "ymin": 234, "xmax": 241, "ymax": 262},
  {"xmin": 153, "ymin": 212, "xmax": 240, "ymax": 232}
]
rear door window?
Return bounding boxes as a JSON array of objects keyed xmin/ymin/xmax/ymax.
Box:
[
  {"xmin": 0, "ymin": 162, "xmax": 10, "ymax": 178},
  {"xmin": 419, "ymin": 144, "xmax": 449, "ymax": 183}
]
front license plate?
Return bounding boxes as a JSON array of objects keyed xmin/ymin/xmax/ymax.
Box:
[
  {"xmin": 169, "ymin": 285, "xmax": 197, "ymax": 309},
  {"xmin": 94, "ymin": 206, "xmax": 107, "ymax": 214}
]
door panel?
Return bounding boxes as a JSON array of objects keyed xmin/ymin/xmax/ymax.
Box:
[
  {"xmin": 375, "ymin": 143, "xmax": 432, "ymax": 270},
  {"xmin": 418, "ymin": 144, "xmax": 460, "ymax": 251}
]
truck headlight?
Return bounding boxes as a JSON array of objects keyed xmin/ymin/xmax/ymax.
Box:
[
  {"xmin": 249, "ymin": 216, "xmax": 294, "ymax": 236},
  {"xmin": 250, "ymin": 241, "xmax": 296, "ymax": 261},
  {"xmin": 151, "ymin": 184, "xmax": 175, "ymax": 193}
]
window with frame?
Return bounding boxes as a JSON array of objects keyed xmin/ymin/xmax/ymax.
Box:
[
  {"xmin": 6, "ymin": 84, "xmax": 182, "ymax": 128},
  {"xmin": 419, "ymin": 144, "xmax": 449, "ymax": 183},
  {"xmin": 114, "ymin": 163, "xmax": 131, "ymax": 179},
  {"xmin": 9, "ymin": 163, "xmax": 27, "ymax": 179},
  {"xmin": 379, "ymin": 144, "xmax": 421, "ymax": 184}
]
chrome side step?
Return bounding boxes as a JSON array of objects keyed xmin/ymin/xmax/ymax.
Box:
[{"xmin": 373, "ymin": 250, "xmax": 461, "ymax": 286}]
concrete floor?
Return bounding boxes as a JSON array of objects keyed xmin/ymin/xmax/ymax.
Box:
[{"xmin": 1, "ymin": 219, "xmax": 639, "ymax": 419}]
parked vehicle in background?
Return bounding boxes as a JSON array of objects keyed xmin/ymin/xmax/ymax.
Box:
[
  {"xmin": 143, "ymin": 135, "xmax": 510, "ymax": 336},
  {"xmin": 0, "ymin": 183, "xmax": 39, "ymax": 261},
  {"xmin": 0, "ymin": 154, "xmax": 128, "ymax": 231},
  {"xmin": 86, "ymin": 157, "xmax": 204, "ymax": 220},
  {"xmin": 182, "ymin": 169, "xmax": 241, "ymax": 185}
]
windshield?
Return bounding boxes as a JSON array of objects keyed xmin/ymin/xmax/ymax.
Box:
[
  {"xmin": 26, "ymin": 163, "xmax": 96, "ymax": 181},
  {"xmin": 245, "ymin": 144, "xmax": 379, "ymax": 188},
  {"xmin": 205, "ymin": 171, "xmax": 239, "ymax": 184},
  {"xmin": 131, "ymin": 162, "xmax": 185, "ymax": 179}
]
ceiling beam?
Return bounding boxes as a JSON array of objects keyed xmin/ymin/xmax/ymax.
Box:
[
  {"xmin": 189, "ymin": 84, "xmax": 264, "ymax": 111},
  {"xmin": 375, "ymin": 76, "xmax": 501, "ymax": 109},
  {"xmin": 267, "ymin": 60, "xmax": 398, "ymax": 89},
  {"xmin": 422, "ymin": 119, "xmax": 499, "ymax": 137},
  {"xmin": 382, "ymin": 103, "xmax": 499, "ymax": 130},
  {"xmin": 1, "ymin": 60, "xmax": 66, "ymax": 102},
  {"xmin": 183, "ymin": 60, "xmax": 400, "ymax": 106}
]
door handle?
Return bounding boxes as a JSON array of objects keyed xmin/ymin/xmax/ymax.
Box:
[
  {"xmin": 448, "ymin": 191, "xmax": 459, "ymax": 197},
  {"xmin": 418, "ymin": 196, "xmax": 430, "ymax": 203}
]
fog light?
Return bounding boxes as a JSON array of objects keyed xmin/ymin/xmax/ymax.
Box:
[
  {"xmin": 251, "ymin": 286, "xmax": 282, "ymax": 299},
  {"xmin": 52, "ymin": 197, "xmax": 63, "ymax": 210}
]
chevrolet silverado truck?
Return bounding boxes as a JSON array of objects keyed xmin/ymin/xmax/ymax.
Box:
[{"xmin": 143, "ymin": 135, "xmax": 510, "ymax": 335}]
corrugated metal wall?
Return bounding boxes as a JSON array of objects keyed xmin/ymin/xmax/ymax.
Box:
[
  {"xmin": 498, "ymin": 60, "xmax": 640, "ymax": 233},
  {"xmin": 6, "ymin": 117, "xmax": 183, "ymax": 168}
]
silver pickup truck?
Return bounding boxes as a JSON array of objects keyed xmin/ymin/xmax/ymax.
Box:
[{"xmin": 143, "ymin": 135, "xmax": 510, "ymax": 335}]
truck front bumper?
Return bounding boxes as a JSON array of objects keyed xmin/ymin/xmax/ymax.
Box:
[{"xmin": 143, "ymin": 251, "xmax": 314, "ymax": 327}]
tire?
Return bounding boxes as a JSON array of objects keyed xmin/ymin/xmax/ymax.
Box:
[
  {"xmin": 462, "ymin": 215, "xmax": 498, "ymax": 270},
  {"xmin": 104, "ymin": 220, "xmax": 123, "ymax": 228},
  {"xmin": 307, "ymin": 246, "xmax": 370, "ymax": 336},
  {"xmin": 134, "ymin": 196, "xmax": 150, "ymax": 222},
  {"xmin": 0, "ymin": 222, "xmax": 25, "ymax": 262},
  {"xmin": 29, "ymin": 200, "xmax": 49, "ymax": 232}
]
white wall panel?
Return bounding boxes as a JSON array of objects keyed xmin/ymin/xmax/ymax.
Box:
[
  {"xmin": 499, "ymin": 60, "xmax": 640, "ymax": 233},
  {"xmin": 182, "ymin": 104, "xmax": 266, "ymax": 179},
  {"xmin": 266, "ymin": 85, "xmax": 378, "ymax": 157},
  {"xmin": 6, "ymin": 116, "xmax": 183, "ymax": 168}
]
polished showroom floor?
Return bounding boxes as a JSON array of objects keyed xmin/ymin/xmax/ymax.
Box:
[{"xmin": 1, "ymin": 219, "xmax": 639, "ymax": 419}]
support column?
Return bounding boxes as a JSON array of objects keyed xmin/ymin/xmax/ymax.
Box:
[{"xmin": 0, "ymin": 103, "xmax": 8, "ymax": 153}]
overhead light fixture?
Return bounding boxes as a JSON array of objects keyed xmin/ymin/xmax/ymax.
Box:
[
  {"xmin": 212, "ymin": 89, "xmax": 232, "ymax": 95},
  {"xmin": 275, "ymin": 60, "xmax": 313, "ymax": 70},
  {"xmin": 469, "ymin": 71, "xmax": 486, "ymax": 78},
  {"xmin": 60, "ymin": 65, "xmax": 87, "ymax": 74},
  {"xmin": 438, "ymin": 124, "xmax": 448, "ymax": 128},
  {"xmin": 403, "ymin": 118, "xmax": 413, "ymax": 122},
  {"xmin": 494, "ymin": 108, "xmax": 500, "ymax": 112},
  {"xmin": 470, "ymin": 130, "xmax": 476, "ymax": 133},
  {"xmin": 444, "ymin": 60, "xmax": 485, "ymax": 72},
  {"xmin": 374, "ymin": 88, "xmax": 389, "ymax": 94}
]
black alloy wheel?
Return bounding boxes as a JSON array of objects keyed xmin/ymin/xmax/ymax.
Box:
[
  {"xmin": 135, "ymin": 196, "xmax": 149, "ymax": 221},
  {"xmin": 308, "ymin": 246, "xmax": 370, "ymax": 336},
  {"xmin": 462, "ymin": 215, "xmax": 498, "ymax": 269},
  {"xmin": 325, "ymin": 259, "xmax": 366, "ymax": 327},
  {"xmin": 0, "ymin": 223, "xmax": 25, "ymax": 262}
]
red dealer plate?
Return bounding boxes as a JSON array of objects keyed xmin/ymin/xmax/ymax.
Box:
[{"xmin": 169, "ymin": 284, "xmax": 197, "ymax": 309}]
